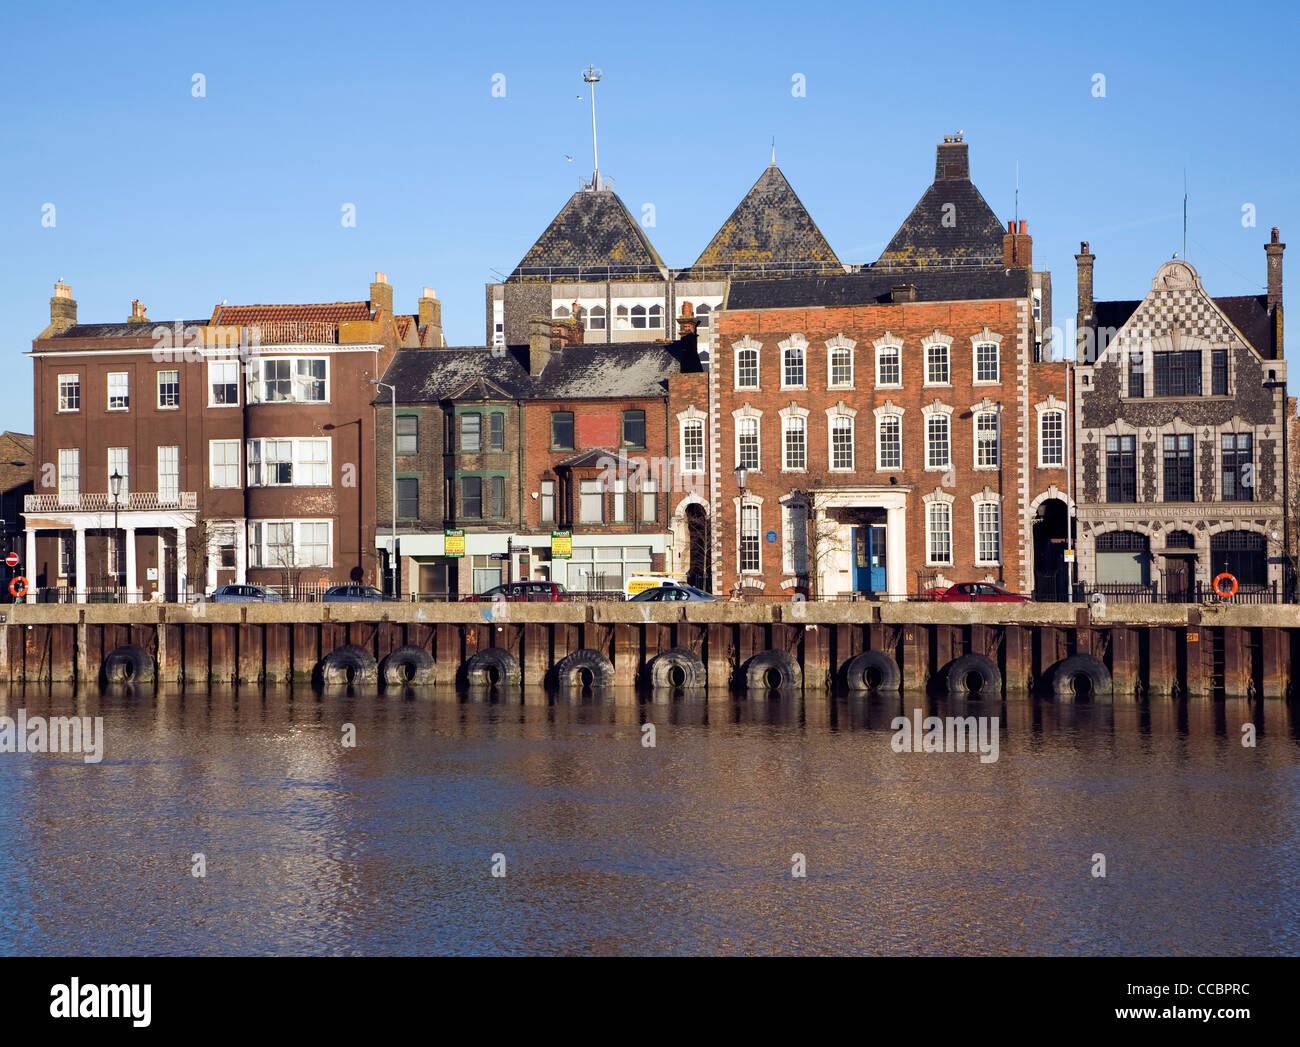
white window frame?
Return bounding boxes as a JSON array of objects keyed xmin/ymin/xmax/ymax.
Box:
[
  {"xmin": 738, "ymin": 498, "xmax": 762, "ymax": 574},
  {"xmin": 107, "ymin": 447, "xmax": 129, "ymax": 497},
  {"xmin": 107, "ymin": 371, "xmax": 129, "ymax": 411},
  {"xmin": 58, "ymin": 373, "xmax": 81, "ymax": 412},
  {"xmin": 579, "ymin": 478, "xmax": 603, "ymax": 524},
  {"xmin": 680, "ymin": 415, "xmax": 706, "ymax": 474},
  {"xmin": 781, "ymin": 495, "xmax": 810, "ymax": 576},
  {"xmin": 924, "ymin": 335, "xmax": 952, "ymax": 386},
  {"xmin": 245, "ymin": 437, "xmax": 332, "ymax": 487},
  {"xmin": 641, "ymin": 477, "xmax": 658, "ymax": 523},
  {"xmin": 157, "ymin": 445, "xmax": 180, "ymax": 502},
  {"xmin": 248, "ymin": 519, "xmax": 333, "ymax": 569},
  {"xmin": 923, "ymin": 490, "xmax": 955, "ymax": 567},
  {"xmin": 973, "ymin": 406, "xmax": 1001, "ymax": 470},
  {"xmin": 779, "ymin": 405, "xmax": 809, "ymax": 473},
  {"xmin": 734, "ymin": 407, "xmax": 762, "ymax": 472},
  {"xmin": 253, "ymin": 355, "xmax": 329, "ymax": 404},
  {"xmin": 208, "ymin": 359, "xmax": 240, "ymax": 407},
  {"xmin": 825, "ymin": 334, "xmax": 856, "ymax": 389},
  {"xmin": 972, "ymin": 329, "xmax": 1003, "ymax": 385},
  {"xmin": 923, "ymin": 402, "xmax": 954, "ymax": 471},
  {"xmin": 733, "ymin": 336, "xmax": 762, "ymax": 390},
  {"xmin": 1036, "ymin": 398, "xmax": 1067, "ymax": 468},
  {"xmin": 57, "ymin": 448, "xmax": 80, "ymax": 504},
  {"xmin": 157, "ymin": 369, "xmax": 180, "ymax": 409},
  {"xmin": 209, "ymin": 439, "xmax": 241, "ymax": 489},
  {"xmin": 827, "ymin": 403, "xmax": 857, "ymax": 473},
  {"xmin": 973, "ymin": 492, "xmax": 1002, "ymax": 566}
]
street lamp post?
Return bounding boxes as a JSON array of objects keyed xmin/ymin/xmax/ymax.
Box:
[
  {"xmin": 370, "ymin": 379, "xmax": 398, "ymax": 597},
  {"xmin": 110, "ymin": 470, "xmax": 122, "ymax": 601},
  {"xmin": 734, "ymin": 464, "xmax": 747, "ymax": 597}
]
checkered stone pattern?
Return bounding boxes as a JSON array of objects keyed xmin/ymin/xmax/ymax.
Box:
[{"xmin": 1129, "ymin": 289, "xmax": 1235, "ymax": 344}]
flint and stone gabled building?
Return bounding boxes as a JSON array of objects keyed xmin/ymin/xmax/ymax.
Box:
[
  {"xmin": 24, "ymin": 275, "xmax": 427, "ymax": 601},
  {"xmin": 375, "ymin": 319, "xmax": 702, "ymax": 597},
  {"xmin": 1073, "ymin": 230, "xmax": 1288, "ymax": 599},
  {"xmin": 711, "ymin": 135, "xmax": 1065, "ymax": 598}
]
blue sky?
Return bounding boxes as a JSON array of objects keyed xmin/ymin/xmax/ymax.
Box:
[{"xmin": 1, "ymin": 0, "xmax": 1296, "ymax": 432}]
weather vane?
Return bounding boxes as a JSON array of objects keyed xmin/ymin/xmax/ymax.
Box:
[{"xmin": 582, "ymin": 65, "xmax": 603, "ymax": 190}]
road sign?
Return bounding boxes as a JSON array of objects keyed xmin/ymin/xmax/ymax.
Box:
[{"xmin": 4, "ymin": 553, "xmax": 17, "ymax": 568}]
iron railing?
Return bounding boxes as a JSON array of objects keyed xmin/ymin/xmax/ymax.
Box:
[{"xmin": 25, "ymin": 492, "xmax": 198, "ymax": 512}]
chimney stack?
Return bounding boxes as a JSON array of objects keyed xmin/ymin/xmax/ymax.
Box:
[
  {"xmin": 1075, "ymin": 241, "xmax": 1096, "ymax": 357},
  {"xmin": 128, "ymin": 299, "xmax": 148, "ymax": 323},
  {"xmin": 370, "ymin": 271, "xmax": 394, "ymax": 318},
  {"xmin": 1266, "ymin": 227, "xmax": 1285, "ymax": 312},
  {"xmin": 935, "ymin": 133, "xmax": 970, "ymax": 181},
  {"xmin": 528, "ymin": 315, "xmax": 553, "ymax": 376},
  {"xmin": 50, "ymin": 281, "xmax": 76, "ymax": 332},
  {"xmin": 1002, "ymin": 219, "xmax": 1033, "ymax": 268},
  {"xmin": 418, "ymin": 287, "xmax": 443, "ymax": 346}
]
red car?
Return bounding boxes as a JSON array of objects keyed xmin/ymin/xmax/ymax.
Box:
[
  {"xmin": 463, "ymin": 581, "xmax": 567, "ymax": 602},
  {"xmin": 935, "ymin": 583, "xmax": 1029, "ymax": 603}
]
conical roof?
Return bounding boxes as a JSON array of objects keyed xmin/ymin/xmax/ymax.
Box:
[
  {"xmin": 874, "ymin": 137, "xmax": 1006, "ymax": 268},
  {"xmin": 509, "ymin": 187, "xmax": 665, "ymax": 281},
  {"xmin": 686, "ymin": 164, "xmax": 840, "ymax": 278}
]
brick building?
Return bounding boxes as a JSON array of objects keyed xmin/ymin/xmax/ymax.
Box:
[
  {"xmin": 375, "ymin": 318, "xmax": 701, "ymax": 596},
  {"xmin": 25, "ymin": 275, "xmax": 419, "ymax": 601},
  {"xmin": 708, "ymin": 136, "xmax": 1066, "ymax": 598},
  {"xmin": 1072, "ymin": 230, "xmax": 1288, "ymax": 599}
]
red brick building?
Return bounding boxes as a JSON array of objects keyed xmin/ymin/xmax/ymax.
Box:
[
  {"xmin": 708, "ymin": 137, "xmax": 1068, "ymax": 597},
  {"xmin": 25, "ymin": 275, "xmax": 417, "ymax": 601}
]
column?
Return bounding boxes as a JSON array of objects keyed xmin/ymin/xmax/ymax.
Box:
[
  {"xmin": 125, "ymin": 527, "xmax": 137, "ymax": 604},
  {"xmin": 176, "ymin": 527, "xmax": 188, "ymax": 602},
  {"xmin": 235, "ymin": 521, "xmax": 247, "ymax": 584},
  {"xmin": 74, "ymin": 526, "xmax": 87, "ymax": 604},
  {"xmin": 886, "ymin": 504, "xmax": 907, "ymax": 598},
  {"xmin": 24, "ymin": 528, "xmax": 36, "ymax": 604}
]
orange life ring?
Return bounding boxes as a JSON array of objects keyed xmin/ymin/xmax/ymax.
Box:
[
  {"xmin": 9, "ymin": 575, "xmax": 27, "ymax": 599},
  {"xmin": 1212, "ymin": 572, "xmax": 1238, "ymax": 599}
]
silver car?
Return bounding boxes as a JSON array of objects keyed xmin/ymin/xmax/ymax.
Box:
[{"xmin": 629, "ymin": 584, "xmax": 717, "ymax": 602}]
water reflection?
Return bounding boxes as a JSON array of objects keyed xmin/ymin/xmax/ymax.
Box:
[{"xmin": 0, "ymin": 681, "xmax": 1296, "ymax": 956}]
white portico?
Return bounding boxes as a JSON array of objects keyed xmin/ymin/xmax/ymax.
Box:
[
  {"xmin": 23, "ymin": 492, "xmax": 198, "ymax": 603},
  {"xmin": 786, "ymin": 485, "xmax": 910, "ymax": 598}
]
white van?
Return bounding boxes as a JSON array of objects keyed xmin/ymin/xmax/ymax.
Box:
[{"xmin": 625, "ymin": 573, "xmax": 686, "ymax": 599}]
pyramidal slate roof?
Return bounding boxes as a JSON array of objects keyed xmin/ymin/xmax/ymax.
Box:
[
  {"xmin": 510, "ymin": 187, "xmax": 665, "ymax": 281},
  {"xmin": 874, "ymin": 137, "xmax": 1006, "ymax": 268},
  {"xmin": 685, "ymin": 163, "xmax": 841, "ymax": 278}
]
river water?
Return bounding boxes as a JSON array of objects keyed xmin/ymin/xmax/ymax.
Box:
[{"xmin": 1, "ymin": 685, "xmax": 1296, "ymax": 956}]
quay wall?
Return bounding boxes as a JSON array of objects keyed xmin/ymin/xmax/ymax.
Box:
[{"xmin": 1, "ymin": 602, "xmax": 1296, "ymax": 701}]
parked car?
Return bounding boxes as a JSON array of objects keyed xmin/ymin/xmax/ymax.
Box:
[
  {"xmin": 209, "ymin": 584, "xmax": 283, "ymax": 603},
  {"xmin": 464, "ymin": 581, "xmax": 567, "ymax": 602},
  {"xmin": 625, "ymin": 574, "xmax": 687, "ymax": 598},
  {"xmin": 322, "ymin": 584, "xmax": 386, "ymax": 602},
  {"xmin": 629, "ymin": 584, "xmax": 718, "ymax": 603},
  {"xmin": 936, "ymin": 583, "xmax": 1029, "ymax": 603}
]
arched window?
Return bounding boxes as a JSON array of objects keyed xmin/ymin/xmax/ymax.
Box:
[
  {"xmin": 1211, "ymin": 530, "xmax": 1266, "ymax": 587},
  {"xmin": 615, "ymin": 305, "xmax": 630, "ymax": 330},
  {"xmin": 647, "ymin": 304, "xmax": 663, "ymax": 329},
  {"xmin": 975, "ymin": 411, "xmax": 999, "ymax": 468},
  {"xmin": 631, "ymin": 304, "xmax": 647, "ymax": 329},
  {"xmin": 553, "ymin": 305, "xmax": 570, "ymax": 318},
  {"xmin": 681, "ymin": 420, "xmax": 705, "ymax": 473},
  {"xmin": 737, "ymin": 417, "xmax": 759, "ymax": 470},
  {"xmin": 831, "ymin": 415, "xmax": 854, "ymax": 470},
  {"xmin": 696, "ymin": 304, "xmax": 712, "ymax": 328},
  {"xmin": 588, "ymin": 305, "xmax": 606, "ymax": 331},
  {"xmin": 877, "ymin": 415, "xmax": 901, "ymax": 470},
  {"xmin": 783, "ymin": 416, "xmax": 806, "ymax": 470},
  {"xmin": 926, "ymin": 414, "xmax": 950, "ymax": 469}
]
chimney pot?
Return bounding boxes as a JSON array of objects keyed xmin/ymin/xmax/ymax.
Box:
[
  {"xmin": 128, "ymin": 299, "xmax": 148, "ymax": 323},
  {"xmin": 49, "ymin": 281, "xmax": 77, "ymax": 332},
  {"xmin": 422, "ymin": 287, "xmax": 436, "ymax": 299},
  {"xmin": 375, "ymin": 272, "xmax": 388, "ymax": 284},
  {"xmin": 1019, "ymin": 220, "xmax": 1027, "ymax": 235}
]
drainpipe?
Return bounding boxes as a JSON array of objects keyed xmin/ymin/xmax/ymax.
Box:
[{"xmin": 1066, "ymin": 359, "xmax": 1076, "ymax": 603}]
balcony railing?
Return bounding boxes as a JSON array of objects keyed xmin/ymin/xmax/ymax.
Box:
[{"xmin": 25, "ymin": 492, "xmax": 198, "ymax": 512}]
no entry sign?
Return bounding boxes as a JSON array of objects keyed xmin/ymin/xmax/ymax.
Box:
[{"xmin": 4, "ymin": 553, "xmax": 18, "ymax": 569}]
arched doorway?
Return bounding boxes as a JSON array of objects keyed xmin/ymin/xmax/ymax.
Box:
[
  {"xmin": 1032, "ymin": 498, "xmax": 1070, "ymax": 600},
  {"xmin": 1210, "ymin": 530, "xmax": 1266, "ymax": 590},
  {"xmin": 1160, "ymin": 529, "xmax": 1197, "ymax": 602},
  {"xmin": 685, "ymin": 503, "xmax": 710, "ymax": 590}
]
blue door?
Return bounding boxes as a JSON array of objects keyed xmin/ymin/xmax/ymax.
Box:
[
  {"xmin": 852, "ymin": 526, "xmax": 888, "ymax": 593},
  {"xmin": 869, "ymin": 524, "xmax": 887, "ymax": 592}
]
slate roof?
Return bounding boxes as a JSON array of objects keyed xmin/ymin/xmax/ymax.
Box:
[
  {"xmin": 684, "ymin": 164, "xmax": 841, "ymax": 278},
  {"xmin": 211, "ymin": 302, "xmax": 371, "ymax": 325},
  {"xmin": 510, "ymin": 188, "xmax": 666, "ymax": 281},
  {"xmin": 727, "ymin": 266, "xmax": 1031, "ymax": 311},
  {"xmin": 379, "ymin": 339, "xmax": 699, "ymax": 404},
  {"xmin": 874, "ymin": 138, "xmax": 1007, "ymax": 268},
  {"xmin": 48, "ymin": 320, "xmax": 208, "ymax": 340},
  {"xmin": 0, "ymin": 431, "xmax": 34, "ymax": 497}
]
